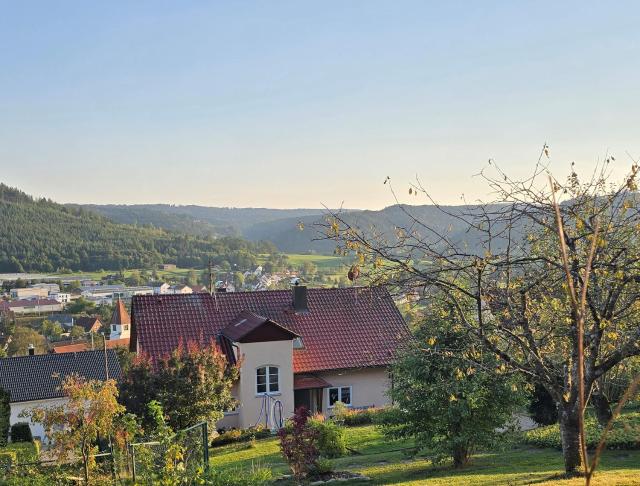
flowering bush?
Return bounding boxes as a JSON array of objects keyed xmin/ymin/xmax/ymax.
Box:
[{"xmin": 278, "ymin": 407, "xmax": 320, "ymax": 480}]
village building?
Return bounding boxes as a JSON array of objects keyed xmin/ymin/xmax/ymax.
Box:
[
  {"xmin": 130, "ymin": 285, "xmax": 409, "ymax": 430},
  {"xmin": 52, "ymin": 337, "xmax": 129, "ymax": 354},
  {"xmin": 109, "ymin": 299, "xmax": 131, "ymax": 340},
  {"xmin": 9, "ymin": 287, "xmax": 49, "ymax": 300},
  {"xmin": 0, "ymin": 349, "xmax": 122, "ymax": 441},
  {"xmin": 75, "ymin": 315, "xmax": 103, "ymax": 334},
  {"xmin": 0, "ymin": 298, "xmax": 63, "ymax": 315}
]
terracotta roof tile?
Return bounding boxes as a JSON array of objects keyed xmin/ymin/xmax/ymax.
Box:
[
  {"xmin": 111, "ymin": 299, "xmax": 131, "ymax": 325},
  {"xmin": 131, "ymin": 286, "xmax": 409, "ymax": 373}
]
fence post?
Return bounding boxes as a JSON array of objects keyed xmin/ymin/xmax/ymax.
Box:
[
  {"xmin": 202, "ymin": 422, "xmax": 209, "ymax": 472},
  {"xmin": 130, "ymin": 444, "xmax": 137, "ymax": 483}
]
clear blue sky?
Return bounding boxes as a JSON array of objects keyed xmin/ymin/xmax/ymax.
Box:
[{"xmin": 1, "ymin": 1, "xmax": 639, "ymax": 208}]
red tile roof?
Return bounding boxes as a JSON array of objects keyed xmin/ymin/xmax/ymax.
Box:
[
  {"xmin": 131, "ymin": 286, "xmax": 409, "ymax": 374},
  {"xmin": 111, "ymin": 299, "xmax": 131, "ymax": 325},
  {"xmin": 0, "ymin": 298, "xmax": 60, "ymax": 309},
  {"xmin": 294, "ymin": 374, "xmax": 332, "ymax": 390},
  {"xmin": 53, "ymin": 338, "xmax": 131, "ymax": 354}
]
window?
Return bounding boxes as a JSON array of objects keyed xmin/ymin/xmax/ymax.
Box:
[
  {"xmin": 124, "ymin": 325, "xmax": 129, "ymax": 330},
  {"xmin": 256, "ymin": 366, "xmax": 279, "ymax": 394},
  {"xmin": 328, "ymin": 386, "xmax": 352, "ymax": 407},
  {"xmin": 112, "ymin": 325, "xmax": 116, "ymax": 331}
]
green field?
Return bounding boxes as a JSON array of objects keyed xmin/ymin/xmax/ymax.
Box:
[
  {"xmin": 42, "ymin": 253, "xmax": 349, "ymax": 283},
  {"xmin": 209, "ymin": 425, "xmax": 640, "ymax": 485}
]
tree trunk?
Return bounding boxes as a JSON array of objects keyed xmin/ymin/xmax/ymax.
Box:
[
  {"xmin": 558, "ymin": 403, "xmax": 583, "ymax": 477},
  {"xmin": 452, "ymin": 445, "xmax": 469, "ymax": 468},
  {"xmin": 591, "ymin": 390, "xmax": 612, "ymax": 427}
]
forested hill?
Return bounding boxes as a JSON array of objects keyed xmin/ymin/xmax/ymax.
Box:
[{"xmin": 0, "ymin": 184, "xmax": 276, "ymax": 273}]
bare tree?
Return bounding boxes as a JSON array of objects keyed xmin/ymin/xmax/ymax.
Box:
[{"xmin": 320, "ymin": 151, "xmax": 640, "ymax": 476}]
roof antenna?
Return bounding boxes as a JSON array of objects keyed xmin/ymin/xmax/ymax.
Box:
[{"xmin": 209, "ymin": 259, "xmax": 219, "ymax": 311}]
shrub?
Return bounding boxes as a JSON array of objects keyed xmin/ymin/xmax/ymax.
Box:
[
  {"xmin": 3, "ymin": 442, "xmax": 40, "ymax": 463},
  {"xmin": 343, "ymin": 407, "xmax": 386, "ymax": 427},
  {"xmin": 278, "ymin": 407, "xmax": 320, "ymax": 480},
  {"xmin": 211, "ymin": 426, "xmax": 271, "ymax": 447},
  {"xmin": 310, "ymin": 458, "xmax": 334, "ymax": 477},
  {"xmin": 524, "ymin": 412, "xmax": 640, "ymax": 450},
  {"xmin": 10, "ymin": 423, "xmax": 32, "ymax": 443},
  {"xmin": 309, "ymin": 419, "xmax": 346, "ymax": 458},
  {"xmin": 0, "ymin": 450, "xmax": 17, "ymax": 469},
  {"xmin": 0, "ymin": 388, "xmax": 9, "ymax": 446}
]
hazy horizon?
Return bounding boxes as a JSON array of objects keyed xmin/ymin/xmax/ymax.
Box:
[{"xmin": 2, "ymin": 1, "xmax": 639, "ymax": 209}]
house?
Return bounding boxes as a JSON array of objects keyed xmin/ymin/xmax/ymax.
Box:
[
  {"xmin": 75, "ymin": 316, "xmax": 103, "ymax": 333},
  {"xmin": 30, "ymin": 283, "xmax": 61, "ymax": 294},
  {"xmin": 191, "ymin": 285, "xmax": 209, "ymax": 294},
  {"xmin": 53, "ymin": 337, "xmax": 129, "ymax": 354},
  {"xmin": 0, "ymin": 298, "xmax": 63, "ymax": 315},
  {"xmin": 109, "ymin": 300, "xmax": 131, "ymax": 340},
  {"xmin": 0, "ymin": 349, "xmax": 122, "ymax": 441},
  {"xmin": 159, "ymin": 264, "xmax": 177, "ymax": 270},
  {"xmin": 9, "ymin": 288, "xmax": 49, "ymax": 300},
  {"xmin": 130, "ymin": 285, "xmax": 409, "ymax": 430},
  {"xmin": 50, "ymin": 292, "xmax": 71, "ymax": 304},
  {"xmin": 151, "ymin": 282, "xmax": 171, "ymax": 295},
  {"xmin": 169, "ymin": 284, "xmax": 192, "ymax": 294}
]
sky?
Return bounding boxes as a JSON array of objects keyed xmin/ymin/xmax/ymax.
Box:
[{"xmin": 1, "ymin": 1, "xmax": 639, "ymax": 209}]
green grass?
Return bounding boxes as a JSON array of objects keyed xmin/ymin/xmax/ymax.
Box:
[{"xmin": 209, "ymin": 425, "xmax": 640, "ymax": 485}]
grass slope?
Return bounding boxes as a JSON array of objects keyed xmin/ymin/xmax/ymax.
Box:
[{"xmin": 209, "ymin": 425, "xmax": 640, "ymax": 485}]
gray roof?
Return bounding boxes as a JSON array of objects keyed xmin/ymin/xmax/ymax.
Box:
[{"xmin": 0, "ymin": 350, "xmax": 122, "ymax": 403}]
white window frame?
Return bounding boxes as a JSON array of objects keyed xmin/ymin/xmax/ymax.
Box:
[
  {"xmin": 255, "ymin": 365, "xmax": 280, "ymax": 396},
  {"xmin": 327, "ymin": 386, "xmax": 352, "ymax": 408}
]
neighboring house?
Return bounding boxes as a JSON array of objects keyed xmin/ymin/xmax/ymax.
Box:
[
  {"xmin": 0, "ymin": 349, "xmax": 122, "ymax": 441},
  {"xmin": 169, "ymin": 284, "xmax": 192, "ymax": 294},
  {"xmin": 159, "ymin": 264, "xmax": 177, "ymax": 270},
  {"xmin": 49, "ymin": 313, "xmax": 75, "ymax": 329},
  {"xmin": 10, "ymin": 288, "xmax": 49, "ymax": 300},
  {"xmin": 191, "ymin": 285, "xmax": 209, "ymax": 294},
  {"xmin": 53, "ymin": 337, "xmax": 129, "ymax": 354},
  {"xmin": 151, "ymin": 282, "xmax": 171, "ymax": 295},
  {"xmin": 130, "ymin": 285, "xmax": 409, "ymax": 430},
  {"xmin": 30, "ymin": 283, "xmax": 61, "ymax": 294},
  {"xmin": 75, "ymin": 316, "xmax": 103, "ymax": 333},
  {"xmin": 109, "ymin": 300, "xmax": 131, "ymax": 340},
  {"xmin": 0, "ymin": 298, "xmax": 63, "ymax": 315},
  {"xmin": 50, "ymin": 292, "xmax": 71, "ymax": 304}
]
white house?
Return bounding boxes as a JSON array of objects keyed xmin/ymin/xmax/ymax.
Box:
[
  {"xmin": 0, "ymin": 298, "xmax": 63, "ymax": 315},
  {"xmin": 131, "ymin": 285, "xmax": 409, "ymax": 430},
  {"xmin": 0, "ymin": 349, "xmax": 122, "ymax": 442},
  {"xmin": 152, "ymin": 282, "xmax": 171, "ymax": 295}
]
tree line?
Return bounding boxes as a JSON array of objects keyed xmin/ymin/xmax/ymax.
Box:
[{"xmin": 0, "ymin": 184, "xmax": 276, "ymax": 273}]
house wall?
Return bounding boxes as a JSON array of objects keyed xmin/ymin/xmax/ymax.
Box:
[
  {"xmin": 10, "ymin": 398, "xmax": 67, "ymax": 443},
  {"xmin": 217, "ymin": 382, "xmax": 240, "ymax": 430},
  {"xmin": 236, "ymin": 340, "xmax": 294, "ymax": 429},
  {"xmin": 317, "ymin": 367, "xmax": 391, "ymax": 412}
]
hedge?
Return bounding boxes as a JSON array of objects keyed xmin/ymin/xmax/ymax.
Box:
[
  {"xmin": 524, "ymin": 412, "xmax": 640, "ymax": 450},
  {"xmin": 9, "ymin": 423, "xmax": 32, "ymax": 443},
  {"xmin": 211, "ymin": 427, "xmax": 272, "ymax": 447}
]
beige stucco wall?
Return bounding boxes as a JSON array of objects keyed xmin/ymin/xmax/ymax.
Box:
[
  {"xmin": 235, "ymin": 340, "xmax": 294, "ymax": 429},
  {"xmin": 10, "ymin": 397, "xmax": 68, "ymax": 443},
  {"xmin": 317, "ymin": 367, "xmax": 391, "ymax": 413}
]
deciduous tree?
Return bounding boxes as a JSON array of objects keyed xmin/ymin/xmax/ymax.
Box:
[{"xmin": 323, "ymin": 155, "xmax": 640, "ymax": 475}]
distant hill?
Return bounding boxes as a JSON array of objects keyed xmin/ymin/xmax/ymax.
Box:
[
  {"xmin": 77, "ymin": 202, "xmax": 502, "ymax": 254},
  {"xmin": 73, "ymin": 204, "xmax": 327, "ymax": 238},
  {"xmin": 0, "ymin": 184, "xmax": 275, "ymax": 273}
]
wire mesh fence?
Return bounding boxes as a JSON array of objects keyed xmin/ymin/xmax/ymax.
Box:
[{"xmin": 129, "ymin": 421, "xmax": 209, "ymax": 483}]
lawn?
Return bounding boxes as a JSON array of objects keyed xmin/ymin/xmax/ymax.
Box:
[{"xmin": 209, "ymin": 425, "xmax": 640, "ymax": 485}]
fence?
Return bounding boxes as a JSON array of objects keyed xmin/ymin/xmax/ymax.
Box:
[
  {"xmin": 129, "ymin": 421, "xmax": 209, "ymax": 483},
  {"xmin": 1, "ymin": 422, "xmax": 209, "ymax": 484}
]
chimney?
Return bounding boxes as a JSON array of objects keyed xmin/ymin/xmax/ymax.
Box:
[
  {"xmin": 28, "ymin": 344, "xmax": 35, "ymax": 356},
  {"xmin": 292, "ymin": 283, "xmax": 309, "ymax": 314}
]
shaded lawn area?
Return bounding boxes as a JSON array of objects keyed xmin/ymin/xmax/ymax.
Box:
[{"xmin": 209, "ymin": 425, "xmax": 640, "ymax": 485}]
